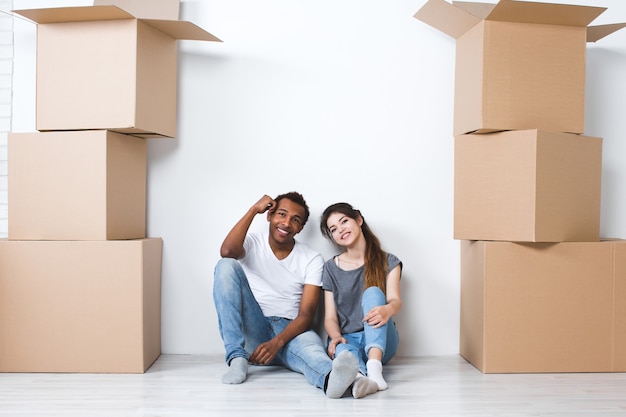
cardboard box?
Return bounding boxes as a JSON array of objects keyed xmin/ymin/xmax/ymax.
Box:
[
  {"xmin": 8, "ymin": 130, "xmax": 147, "ymax": 241},
  {"xmin": 460, "ymin": 239, "xmax": 626, "ymax": 373},
  {"xmin": 14, "ymin": 4, "xmax": 221, "ymax": 138},
  {"xmin": 414, "ymin": 0, "xmax": 626, "ymax": 136},
  {"xmin": 93, "ymin": 0, "xmax": 180, "ymax": 20},
  {"xmin": 0, "ymin": 238, "xmax": 163, "ymax": 373},
  {"xmin": 454, "ymin": 129, "xmax": 602, "ymax": 242}
]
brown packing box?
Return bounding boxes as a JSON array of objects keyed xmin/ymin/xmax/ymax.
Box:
[
  {"xmin": 8, "ymin": 130, "xmax": 147, "ymax": 241},
  {"xmin": 460, "ymin": 240, "xmax": 626, "ymax": 373},
  {"xmin": 454, "ymin": 130, "xmax": 602, "ymax": 242},
  {"xmin": 0, "ymin": 238, "xmax": 163, "ymax": 373},
  {"xmin": 93, "ymin": 0, "xmax": 180, "ymax": 20},
  {"xmin": 13, "ymin": 4, "xmax": 221, "ymax": 138},
  {"xmin": 414, "ymin": 0, "xmax": 626, "ymax": 136}
]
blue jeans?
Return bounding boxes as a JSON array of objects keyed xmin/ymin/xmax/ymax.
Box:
[
  {"xmin": 332, "ymin": 286, "xmax": 399, "ymax": 375},
  {"xmin": 212, "ymin": 258, "xmax": 332, "ymax": 389}
]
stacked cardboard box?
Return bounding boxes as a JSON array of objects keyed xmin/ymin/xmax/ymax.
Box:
[
  {"xmin": 0, "ymin": 1, "xmax": 220, "ymax": 373},
  {"xmin": 416, "ymin": 0, "xmax": 626, "ymax": 373}
]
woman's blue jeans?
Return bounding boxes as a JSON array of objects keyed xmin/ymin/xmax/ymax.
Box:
[
  {"xmin": 332, "ymin": 286, "xmax": 399, "ymax": 375},
  {"xmin": 212, "ymin": 258, "xmax": 332, "ymax": 389}
]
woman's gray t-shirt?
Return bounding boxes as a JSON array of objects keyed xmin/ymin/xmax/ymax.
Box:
[{"xmin": 322, "ymin": 253, "xmax": 401, "ymax": 334}]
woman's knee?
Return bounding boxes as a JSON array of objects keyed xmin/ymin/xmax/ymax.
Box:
[
  {"xmin": 361, "ymin": 286, "xmax": 386, "ymax": 310},
  {"xmin": 335, "ymin": 342, "xmax": 358, "ymax": 357}
]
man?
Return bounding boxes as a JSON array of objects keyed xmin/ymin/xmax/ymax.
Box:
[{"xmin": 213, "ymin": 192, "xmax": 359, "ymax": 398}]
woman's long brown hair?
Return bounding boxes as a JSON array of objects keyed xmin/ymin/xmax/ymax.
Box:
[{"xmin": 320, "ymin": 203, "xmax": 388, "ymax": 293}]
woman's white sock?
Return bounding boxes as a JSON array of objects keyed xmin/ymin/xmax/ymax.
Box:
[{"xmin": 366, "ymin": 359, "xmax": 388, "ymax": 390}]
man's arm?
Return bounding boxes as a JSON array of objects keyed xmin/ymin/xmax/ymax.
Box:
[
  {"xmin": 248, "ymin": 283, "xmax": 321, "ymax": 365},
  {"xmin": 220, "ymin": 195, "xmax": 276, "ymax": 259}
]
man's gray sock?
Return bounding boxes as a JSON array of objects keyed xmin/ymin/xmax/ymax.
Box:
[
  {"xmin": 326, "ymin": 351, "xmax": 359, "ymax": 399},
  {"xmin": 222, "ymin": 357, "xmax": 248, "ymax": 384}
]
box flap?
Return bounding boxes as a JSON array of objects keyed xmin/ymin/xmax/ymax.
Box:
[
  {"xmin": 414, "ymin": 0, "xmax": 481, "ymax": 39},
  {"xmin": 452, "ymin": 1, "xmax": 496, "ymax": 20},
  {"xmin": 13, "ymin": 5, "xmax": 221, "ymax": 42},
  {"xmin": 143, "ymin": 19, "xmax": 222, "ymax": 42},
  {"xmin": 587, "ymin": 23, "xmax": 626, "ymax": 43},
  {"xmin": 415, "ymin": 0, "xmax": 607, "ymax": 38},
  {"xmin": 483, "ymin": 0, "xmax": 606, "ymax": 27},
  {"xmin": 93, "ymin": 0, "xmax": 180, "ymax": 21},
  {"xmin": 13, "ymin": 6, "xmax": 134, "ymax": 24}
]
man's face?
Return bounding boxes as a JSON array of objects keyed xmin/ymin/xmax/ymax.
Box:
[{"xmin": 267, "ymin": 198, "xmax": 306, "ymax": 245}]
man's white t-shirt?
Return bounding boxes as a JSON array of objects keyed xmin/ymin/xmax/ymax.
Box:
[{"xmin": 240, "ymin": 232, "xmax": 324, "ymax": 319}]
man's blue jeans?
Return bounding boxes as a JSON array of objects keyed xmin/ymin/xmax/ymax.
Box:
[
  {"xmin": 213, "ymin": 258, "xmax": 332, "ymax": 389},
  {"xmin": 333, "ymin": 286, "xmax": 399, "ymax": 375}
]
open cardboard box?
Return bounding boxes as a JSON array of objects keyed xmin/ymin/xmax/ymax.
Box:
[
  {"xmin": 454, "ymin": 129, "xmax": 602, "ymax": 242},
  {"xmin": 14, "ymin": 2, "xmax": 221, "ymax": 138},
  {"xmin": 414, "ymin": 0, "xmax": 626, "ymax": 136},
  {"xmin": 460, "ymin": 239, "xmax": 626, "ymax": 373},
  {"xmin": 93, "ymin": 0, "xmax": 181, "ymax": 20}
]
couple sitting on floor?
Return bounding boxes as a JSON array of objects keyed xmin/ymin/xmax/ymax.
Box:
[{"xmin": 212, "ymin": 192, "xmax": 402, "ymax": 399}]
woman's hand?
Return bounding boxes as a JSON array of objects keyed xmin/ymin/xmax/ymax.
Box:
[
  {"xmin": 363, "ymin": 304, "xmax": 392, "ymax": 328},
  {"xmin": 327, "ymin": 336, "xmax": 347, "ymax": 359},
  {"xmin": 363, "ymin": 265, "xmax": 403, "ymax": 329}
]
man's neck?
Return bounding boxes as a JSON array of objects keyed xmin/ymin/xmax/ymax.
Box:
[{"xmin": 269, "ymin": 239, "xmax": 295, "ymax": 260}]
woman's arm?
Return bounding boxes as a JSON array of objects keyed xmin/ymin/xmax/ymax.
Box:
[
  {"xmin": 324, "ymin": 290, "xmax": 345, "ymax": 359},
  {"xmin": 384, "ymin": 264, "xmax": 403, "ymax": 315},
  {"xmin": 363, "ymin": 264, "xmax": 402, "ymax": 328}
]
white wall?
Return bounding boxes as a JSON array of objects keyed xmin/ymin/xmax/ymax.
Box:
[
  {"xmin": 0, "ymin": 0, "xmax": 12, "ymax": 238},
  {"xmin": 10, "ymin": 0, "xmax": 626, "ymax": 357}
]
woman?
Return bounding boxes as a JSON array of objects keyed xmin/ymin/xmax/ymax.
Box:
[{"xmin": 320, "ymin": 202, "xmax": 402, "ymax": 398}]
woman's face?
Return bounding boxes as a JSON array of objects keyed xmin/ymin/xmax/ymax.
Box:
[{"xmin": 326, "ymin": 212, "xmax": 363, "ymax": 247}]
